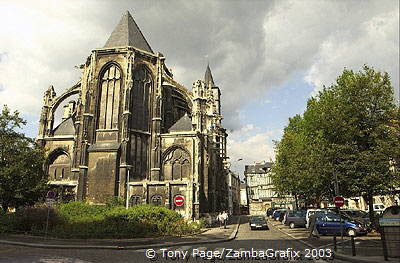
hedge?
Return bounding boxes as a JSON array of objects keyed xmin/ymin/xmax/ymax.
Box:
[{"xmin": 0, "ymin": 202, "xmax": 202, "ymax": 238}]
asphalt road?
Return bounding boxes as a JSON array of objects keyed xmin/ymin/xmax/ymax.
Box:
[{"xmin": 0, "ymin": 217, "xmax": 349, "ymax": 263}]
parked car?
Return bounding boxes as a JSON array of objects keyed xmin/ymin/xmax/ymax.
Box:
[
  {"xmin": 341, "ymin": 209, "xmax": 370, "ymax": 225},
  {"xmin": 306, "ymin": 209, "xmax": 333, "ymax": 228},
  {"xmin": 249, "ymin": 216, "xmax": 268, "ymax": 230},
  {"xmin": 315, "ymin": 214, "xmax": 368, "ymax": 236},
  {"xmin": 284, "ymin": 210, "xmax": 307, "ymax": 228},
  {"xmin": 272, "ymin": 209, "xmax": 285, "ymax": 221},
  {"xmin": 365, "ymin": 204, "xmax": 385, "ymax": 215},
  {"xmin": 279, "ymin": 210, "xmax": 288, "ymax": 223},
  {"xmin": 266, "ymin": 207, "xmax": 279, "ymax": 217}
]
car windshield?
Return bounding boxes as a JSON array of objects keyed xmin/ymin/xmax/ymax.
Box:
[
  {"xmin": 344, "ymin": 210, "xmax": 367, "ymax": 218},
  {"xmin": 251, "ymin": 216, "xmax": 265, "ymax": 222}
]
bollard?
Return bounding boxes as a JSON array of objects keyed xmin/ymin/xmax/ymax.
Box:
[
  {"xmin": 351, "ymin": 235, "xmax": 356, "ymax": 256},
  {"xmin": 333, "ymin": 235, "xmax": 337, "ymax": 251},
  {"xmin": 380, "ymin": 228, "xmax": 389, "ymax": 261}
]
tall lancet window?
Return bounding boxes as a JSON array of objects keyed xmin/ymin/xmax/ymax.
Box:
[
  {"xmin": 131, "ymin": 66, "xmax": 151, "ymax": 131},
  {"xmin": 98, "ymin": 64, "xmax": 122, "ymax": 130}
]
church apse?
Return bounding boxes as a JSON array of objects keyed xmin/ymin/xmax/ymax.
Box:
[{"xmin": 37, "ymin": 11, "xmax": 229, "ymax": 219}]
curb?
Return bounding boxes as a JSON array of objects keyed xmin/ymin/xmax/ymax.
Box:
[
  {"xmin": 270, "ymin": 223, "xmax": 383, "ymax": 263},
  {"xmin": 0, "ymin": 216, "xmax": 241, "ymax": 250}
]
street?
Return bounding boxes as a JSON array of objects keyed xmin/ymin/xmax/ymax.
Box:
[{"xmin": 0, "ymin": 217, "xmax": 349, "ymax": 263}]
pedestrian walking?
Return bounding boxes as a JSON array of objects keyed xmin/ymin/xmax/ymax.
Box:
[
  {"xmin": 222, "ymin": 211, "xmax": 228, "ymax": 229},
  {"xmin": 217, "ymin": 212, "xmax": 223, "ymax": 228},
  {"xmin": 308, "ymin": 213, "xmax": 320, "ymax": 238}
]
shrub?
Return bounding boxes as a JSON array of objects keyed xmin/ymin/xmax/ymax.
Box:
[
  {"xmin": 105, "ymin": 196, "xmax": 125, "ymax": 208},
  {"xmin": 57, "ymin": 201, "xmax": 106, "ymax": 222},
  {"xmin": 1, "ymin": 202, "xmax": 203, "ymax": 238},
  {"xmin": 14, "ymin": 207, "xmax": 64, "ymax": 233},
  {"xmin": 0, "ymin": 213, "xmax": 16, "ymax": 233}
]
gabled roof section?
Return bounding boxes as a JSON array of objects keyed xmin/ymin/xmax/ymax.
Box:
[
  {"xmin": 53, "ymin": 117, "xmax": 75, "ymax": 136},
  {"xmin": 169, "ymin": 114, "xmax": 192, "ymax": 132},
  {"xmin": 204, "ymin": 64, "xmax": 215, "ymax": 86},
  {"xmin": 104, "ymin": 11, "xmax": 153, "ymax": 53}
]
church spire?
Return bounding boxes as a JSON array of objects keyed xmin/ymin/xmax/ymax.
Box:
[
  {"xmin": 104, "ymin": 11, "xmax": 153, "ymax": 53},
  {"xmin": 204, "ymin": 63, "xmax": 215, "ymax": 86}
]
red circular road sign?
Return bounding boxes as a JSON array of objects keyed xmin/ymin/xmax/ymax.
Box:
[
  {"xmin": 174, "ymin": 195, "xmax": 185, "ymax": 207},
  {"xmin": 334, "ymin": 196, "xmax": 345, "ymax": 207}
]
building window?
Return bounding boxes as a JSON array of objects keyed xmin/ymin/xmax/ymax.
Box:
[
  {"xmin": 130, "ymin": 195, "xmax": 141, "ymax": 207},
  {"xmin": 98, "ymin": 64, "xmax": 122, "ymax": 130},
  {"xmin": 163, "ymin": 147, "xmax": 191, "ymax": 181},
  {"xmin": 131, "ymin": 66, "xmax": 152, "ymax": 131},
  {"xmin": 151, "ymin": 195, "xmax": 162, "ymax": 206}
]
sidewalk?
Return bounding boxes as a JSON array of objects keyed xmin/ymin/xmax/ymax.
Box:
[
  {"xmin": 0, "ymin": 216, "xmax": 241, "ymax": 250},
  {"xmin": 269, "ymin": 220, "xmax": 395, "ymax": 263}
]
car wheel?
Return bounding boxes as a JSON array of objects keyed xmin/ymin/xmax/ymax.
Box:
[
  {"xmin": 289, "ymin": 222, "xmax": 295, "ymax": 229},
  {"xmin": 347, "ymin": 228, "xmax": 356, "ymax": 236}
]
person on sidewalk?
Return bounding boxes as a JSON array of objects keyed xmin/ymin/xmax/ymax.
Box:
[
  {"xmin": 218, "ymin": 212, "xmax": 224, "ymax": 228},
  {"xmin": 222, "ymin": 211, "xmax": 228, "ymax": 229},
  {"xmin": 308, "ymin": 213, "xmax": 320, "ymax": 238}
]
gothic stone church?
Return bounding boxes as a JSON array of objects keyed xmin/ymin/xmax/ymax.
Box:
[{"xmin": 37, "ymin": 11, "xmax": 229, "ymax": 219}]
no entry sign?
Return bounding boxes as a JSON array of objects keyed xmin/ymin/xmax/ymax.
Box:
[
  {"xmin": 334, "ymin": 196, "xmax": 345, "ymax": 207},
  {"xmin": 174, "ymin": 195, "xmax": 185, "ymax": 207}
]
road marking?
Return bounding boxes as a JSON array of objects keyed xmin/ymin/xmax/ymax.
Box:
[{"xmin": 269, "ymin": 223, "xmax": 329, "ymax": 263}]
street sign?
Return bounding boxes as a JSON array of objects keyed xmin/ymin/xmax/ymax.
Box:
[
  {"xmin": 47, "ymin": 191, "xmax": 56, "ymax": 199},
  {"xmin": 46, "ymin": 198, "xmax": 55, "ymax": 207},
  {"xmin": 174, "ymin": 195, "xmax": 185, "ymax": 207},
  {"xmin": 334, "ymin": 196, "xmax": 345, "ymax": 207}
]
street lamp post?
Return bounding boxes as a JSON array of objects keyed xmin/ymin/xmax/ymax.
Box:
[{"xmin": 125, "ymin": 166, "xmax": 132, "ymax": 209}]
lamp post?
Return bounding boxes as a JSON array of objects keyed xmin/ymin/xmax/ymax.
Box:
[{"xmin": 125, "ymin": 165, "xmax": 132, "ymax": 209}]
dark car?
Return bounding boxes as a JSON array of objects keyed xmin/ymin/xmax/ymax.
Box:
[
  {"xmin": 340, "ymin": 209, "xmax": 372, "ymax": 232},
  {"xmin": 284, "ymin": 210, "xmax": 307, "ymax": 228},
  {"xmin": 249, "ymin": 216, "xmax": 268, "ymax": 230},
  {"xmin": 316, "ymin": 214, "xmax": 368, "ymax": 236}
]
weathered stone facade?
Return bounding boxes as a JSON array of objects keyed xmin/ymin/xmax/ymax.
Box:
[{"xmin": 37, "ymin": 11, "xmax": 228, "ymax": 219}]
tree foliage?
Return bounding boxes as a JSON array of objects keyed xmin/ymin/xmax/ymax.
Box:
[
  {"xmin": 0, "ymin": 105, "xmax": 48, "ymax": 212},
  {"xmin": 272, "ymin": 66, "xmax": 400, "ymax": 214}
]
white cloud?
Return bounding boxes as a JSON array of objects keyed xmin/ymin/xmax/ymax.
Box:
[
  {"xmin": 0, "ymin": 0, "xmax": 398, "ymax": 150},
  {"xmin": 305, "ymin": 9, "xmax": 399, "ymax": 98},
  {"xmin": 260, "ymin": 0, "xmax": 399, "ymax": 99},
  {"xmin": 227, "ymin": 126, "xmax": 282, "ymax": 178}
]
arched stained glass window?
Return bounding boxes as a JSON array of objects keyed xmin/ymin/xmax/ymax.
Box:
[
  {"xmin": 131, "ymin": 66, "xmax": 151, "ymax": 131},
  {"xmin": 98, "ymin": 64, "xmax": 122, "ymax": 130}
]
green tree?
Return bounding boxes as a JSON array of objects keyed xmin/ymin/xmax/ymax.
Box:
[
  {"xmin": 307, "ymin": 66, "xmax": 400, "ymax": 221},
  {"xmin": 274, "ymin": 66, "xmax": 399, "ymax": 223},
  {"xmin": 0, "ymin": 105, "xmax": 48, "ymax": 212},
  {"xmin": 272, "ymin": 115, "xmax": 331, "ymax": 207}
]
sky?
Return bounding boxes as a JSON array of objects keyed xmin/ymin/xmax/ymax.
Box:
[{"xmin": 0, "ymin": 0, "xmax": 399, "ymax": 178}]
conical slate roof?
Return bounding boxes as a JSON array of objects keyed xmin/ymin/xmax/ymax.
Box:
[
  {"xmin": 104, "ymin": 11, "xmax": 153, "ymax": 53},
  {"xmin": 169, "ymin": 114, "xmax": 192, "ymax": 132},
  {"xmin": 204, "ymin": 64, "xmax": 215, "ymax": 86}
]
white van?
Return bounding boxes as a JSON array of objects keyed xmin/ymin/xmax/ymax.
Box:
[{"xmin": 365, "ymin": 204, "xmax": 385, "ymax": 214}]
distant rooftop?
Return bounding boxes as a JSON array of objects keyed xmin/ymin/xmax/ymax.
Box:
[{"xmin": 244, "ymin": 162, "xmax": 273, "ymax": 174}]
